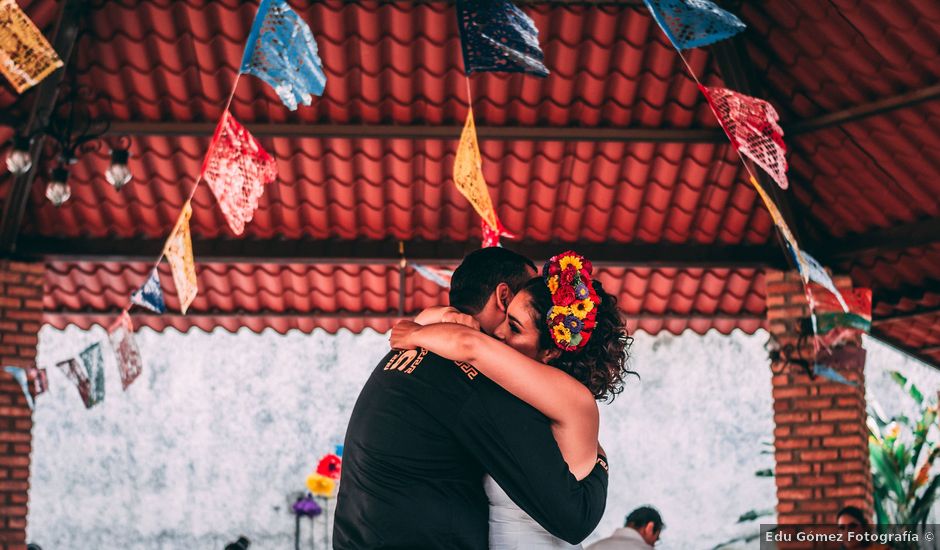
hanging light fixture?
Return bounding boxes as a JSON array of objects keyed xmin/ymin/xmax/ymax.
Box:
[
  {"xmin": 105, "ymin": 146, "xmax": 132, "ymax": 189},
  {"xmin": 45, "ymin": 163, "xmax": 71, "ymax": 207},
  {"xmin": 7, "ymin": 83, "xmax": 129, "ymax": 205},
  {"xmin": 5, "ymin": 135, "xmax": 32, "ymax": 175},
  {"xmin": 9, "ymin": 83, "xmax": 113, "ymax": 205}
]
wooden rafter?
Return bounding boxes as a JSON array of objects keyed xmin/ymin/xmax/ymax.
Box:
[{"xmin": 16, "ymin": 236, "xmax": 786, "ymax": 270}]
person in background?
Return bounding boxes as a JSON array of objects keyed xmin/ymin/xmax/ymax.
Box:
[
  {"xmin": 837, "ymin": 506, "xmax": 890, "ymax": 550},
  {"xmin": 223, "ymin": 535, "xmax": 250, "ymax": 550},
  {"xmin": 585, "ymin": 506, "xmax": 664, "ymax": 550}
]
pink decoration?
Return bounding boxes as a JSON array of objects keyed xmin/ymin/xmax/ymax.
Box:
[
  {"xmin": 108, "ymin": 311, "xmax": 143, "ymax": 391},
  {"xmin": 30, "ymin": 367, "xmax": 48, "ymax": 396},
  {"xmin": 481, "ymin": 218, "xmax": 514, "ymax": 248},
  {"xmin": 701, "ymin": 85, "xmax": 789, "ymax": 189},
  {"xmin": 202, "ymin": 110, "xmax": 277, "ymax": 235}
]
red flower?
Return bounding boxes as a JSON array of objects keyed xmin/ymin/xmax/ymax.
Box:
[
  {"xmin": 553, "ymin": 286, "xmax": 576, "ymax": 306},
  {"xmin": 548, "ymin": 262, "xmax": 560, "ymax": 275},
  {"xmin": 561, "ymin": 267, "xmax": 577, "ymax": 285},
  {"xmin": 588, "ymin": 286, "xmax": 600, "ymax": 303},
  {"xmin": 582, "ymin": 316, "xmax": 596, "ymax": 330},
  {"xmin": 316, "ymin": 453, "xmax": 342, "ymax": 480},
  {"xmin": 582, "ymin": 258, "xmax": 593, "ymax": 275},
  {"xmin": 551, "ymin": 314, "xmax": 566, "ymax": 326}
]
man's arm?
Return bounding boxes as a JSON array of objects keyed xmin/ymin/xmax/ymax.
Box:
[{"xmin": 454, "ymin": 382, "xmax": 608, "ymax": 544}]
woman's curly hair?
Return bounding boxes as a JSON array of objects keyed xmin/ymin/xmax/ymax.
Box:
[{"xmin": 522, "ymin": 277, "xmax": 635, "ymax": 401}]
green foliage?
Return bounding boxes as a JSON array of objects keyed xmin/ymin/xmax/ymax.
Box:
[
  {"xmin": 736, "ymin": 508, "xmax": 774, "ymax": 523},
  {"xmin": 868, "ymin": 371, "xmax": 939, "ymax": 533}
]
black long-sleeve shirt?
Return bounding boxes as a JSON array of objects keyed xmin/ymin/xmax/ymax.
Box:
[{"xmin": 334, "ymin": 348, "xmax": 609, "ymax": 549}]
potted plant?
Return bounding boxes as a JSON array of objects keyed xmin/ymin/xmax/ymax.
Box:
[{"xmin": 867, "ymin": 372, "xmax": 939, "ymax": 547}]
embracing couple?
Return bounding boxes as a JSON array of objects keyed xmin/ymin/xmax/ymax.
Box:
[{"xmin": 334, "ymin": 247, "xmax": 633, "ymax": 549}]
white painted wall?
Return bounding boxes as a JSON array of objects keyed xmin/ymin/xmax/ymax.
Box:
[{"xmin": 27, "ymin": 326, "xmax": 939, "ymax": 549}]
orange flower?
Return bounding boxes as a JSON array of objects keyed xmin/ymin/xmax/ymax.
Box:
[{"xmin": 915, "ymin": 461, "xmax": 931, "ymax": 488}]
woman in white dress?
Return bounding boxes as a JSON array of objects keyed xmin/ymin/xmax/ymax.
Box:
[{"xmin": 391, "ymin": 250, "xmax": 634, "ymax": 549}]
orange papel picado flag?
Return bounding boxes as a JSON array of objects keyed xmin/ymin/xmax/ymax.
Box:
[
  {"xmin": 453, "ymin": 108, "xmax": 499, "ymax": 232},
  {"xmin": 163, "ymin": 201, "xmax": 198, "ymax": 314},
  {"xmin": 0, "ymin": 0, "xmax": 63, "ymax": 94}
]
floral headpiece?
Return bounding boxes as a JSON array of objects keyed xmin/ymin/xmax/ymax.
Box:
[{"xmin": 543, "ymin": 251, "xmax": 601, "ymax": 352}]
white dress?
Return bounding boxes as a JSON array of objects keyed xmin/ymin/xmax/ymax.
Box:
[{"xmin": 484, "ymin": 474, "xmax": 583, "ymax": 549}]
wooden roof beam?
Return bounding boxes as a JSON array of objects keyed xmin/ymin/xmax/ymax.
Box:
[
  {"xmin": 821, "ymin": 217, "xmax": 940, "ymax": 263},
  {"xmin": 788, "ymin": 83, "xmax": 940, "ymax": 135},
  {"xmin": 16, "ymin": 236, "xmax": 787, "ymax": 270},
  {"xmin": 46, "ymin": 309, "xmax": 766, "ymax": 322},
  {"xmin": 103, "ymin": 121, "xmax": 727, "ymax": 144}
]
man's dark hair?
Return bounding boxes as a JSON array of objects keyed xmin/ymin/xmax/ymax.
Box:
[
  {"xmin": 837, "ymin": 505, "xmax": 869, "ymax": 528},
  {"xmin": 449, "ymin": 247, "xmax": 536, "ymax": 314},
  {"xmin": 625, "ymin": 506, "xmax": 664, "ymax": 531}
]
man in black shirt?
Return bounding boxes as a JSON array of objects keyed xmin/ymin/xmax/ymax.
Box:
[{"xmin": 334, "ymin": 247, "xmax": 608, "ymax": 549}]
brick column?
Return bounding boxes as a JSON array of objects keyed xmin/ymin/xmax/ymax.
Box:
[
  {"xmin": 766, "ymin": 270, "xmax": 872, "ymax": 526},
  {"xmin": 0, "ymin": 261, "xmax": 44, "ymax": 550}
]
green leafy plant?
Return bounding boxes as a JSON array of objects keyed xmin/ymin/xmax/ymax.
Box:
[{"xmin": 867, "ymin": 371, "xmax": 939, "ymax": 532}]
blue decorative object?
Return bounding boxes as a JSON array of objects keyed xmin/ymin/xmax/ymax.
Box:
[
  {"xmin": 413, "ymin": 265, "xmax": 453, "ymax": 289},
  {"xmin": 131, "ymin": 268, "xmax": 167, "ymax": 314},
  {"xmin": 80, "ymin": 343, "xmax": 106, "ymax": 406},
  {"xmin": 241, "ymin": 0, "xmax": 326, "ymax": 110},
  {"xmin": 813, "ymin": 364, "xmax": 858, "ymax": 387},
  {"xmin": 456, "ymin": 0, "xmax": 549, "ymax": 77},
  {"xmin": 644, "ymin": 0, "xmax": 745, "ymax": 50},
  {"xmin": 334, "ymin": 444, "xmax": 343, "ymax": 457},
  {"xmin": 800, "ymin": 250, "xmax": 849, "ymax": 312},
  {"xmin": 3, "ymin": 366, "xmax": 34, "ymax": 410}
]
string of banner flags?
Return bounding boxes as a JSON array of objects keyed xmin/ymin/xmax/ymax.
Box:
[
  {"xmin": 642, "ymin": 0, "xmax": 874, "ymax": 355},
  {"xmin": 0, "ymin": 0, "xmax": 867, "ymax": 408}
]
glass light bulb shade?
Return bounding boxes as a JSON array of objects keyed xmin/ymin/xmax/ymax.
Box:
[
  {"xmin": 106, "ymin": 163, "xmax": 132, "ymax": 189},
  {"xmin": 45, "ymin": 180, "xmax": 71, "ymax": 206},
  {"xmin": 5, "ymin": 149, "xmax": 32, "ymax": 175}
]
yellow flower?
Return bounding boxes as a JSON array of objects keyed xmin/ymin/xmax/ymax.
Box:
[
  {"xmin": 558, "ymin": 255, "xmax": 583, "ymax": 272},
  {"xmin": 547, "ymin": 275, "xmax": 560, "ymax": 294},
  {"xmin": 550, "ymin": 305, "xmax": 569, "ymax": 319},
  {"xmin": 886, "ymin": 422, "xmax": 900, "ymax": 439},
  {"xmin": 571, "ymin": 299, "xmax": 594, "ymax": 319},
  {"xmin": 552, "ymin": 324, "xmax": 571, "ymax": 343},
  {"xmin": 306, "ymin": 473, "xmax": 336, "ymax": 497}
]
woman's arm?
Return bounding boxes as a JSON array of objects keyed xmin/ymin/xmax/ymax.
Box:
[
  {"xmin": 412, "ymin": 306, "xmax": 479, "ymax": 330},
  {"xmin": 390, "ymin": 321, "xmax": 597, "ymax": 430}
]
